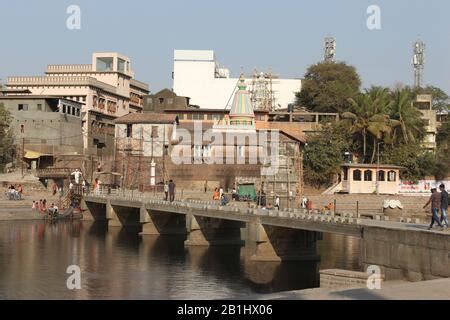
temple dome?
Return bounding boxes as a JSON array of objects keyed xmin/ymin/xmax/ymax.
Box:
[{"xmin": 229, "ymin": 74, "xmax": 255, "ymax": 126}]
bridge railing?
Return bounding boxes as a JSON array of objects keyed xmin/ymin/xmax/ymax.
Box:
[{"xmin": 85, "ymin": 187, "xmax": 368, "ymax": 222}]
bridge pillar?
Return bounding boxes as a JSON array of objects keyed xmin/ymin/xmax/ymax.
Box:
[
  {"xmin": 83, "ymin": 200, "xmax": 107, "ymax": 221},
  {"xmin": 245, "ymin": 219, "xmax": 321, "ymax": 262},
  {"xmin": 184, "ymin": 213, "xmax": 244, "ymax": 246},
  {"xmin": 139, "ymin": 206, "xmax": 186, "ymax": 235},
  {"xmin": 106, "ymin": 200, "xmax": 121, "ymax": 227}
]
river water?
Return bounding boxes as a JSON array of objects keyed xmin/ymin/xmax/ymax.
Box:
[{"xmin": 0, "ymin": 219, "xmax": 362, "ymax": 299}]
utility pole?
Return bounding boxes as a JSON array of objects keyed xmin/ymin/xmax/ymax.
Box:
[
  {"xmin": 376, "ymin": 142, "xmax": 383, "ymax": 195},
  {"xmin": 21, "ymin": 137, "xmax": 24, "ymax": 178}
]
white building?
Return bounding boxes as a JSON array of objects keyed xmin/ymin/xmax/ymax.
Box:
[{"xmin": 172, "ymin": 50, "xmax": 301, "ymax": 110}]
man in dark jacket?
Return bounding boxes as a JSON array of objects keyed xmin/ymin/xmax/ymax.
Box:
[{"xmin": 439, "ymin": 184, "xmax": 449, "ymax": 228}]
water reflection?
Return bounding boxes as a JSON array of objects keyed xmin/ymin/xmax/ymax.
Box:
[{"xmin": 0, "ymin": 220, "xmax": 361, "ymax": 299}]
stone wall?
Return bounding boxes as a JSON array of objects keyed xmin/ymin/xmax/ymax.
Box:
[{"xmin": 361, "ymin": 226, "xmax": 450, "ymax": 281}]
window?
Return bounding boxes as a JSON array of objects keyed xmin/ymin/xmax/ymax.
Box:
[
  {"xmin": 126, "ymin": 124, "xmax": 133, "ymax": 137},
  {"xmin": 167, "ymin": 98, "xmax": 173, "ymax": 105},
  {"xmin": 151, "ymin": 126, "xmax": 159, "ymax": 138},
  {"xmin": 62, "ymin": 105, "xmax": 66, "ymax": 113},
  {"xmin": 18, "ymin": 104, "xmax": 28, "ymax": 111},
  {"xmin": 159, "ymin": 98, "xmax": 164, "ymax": 104},
  {"xmin": 378, "ymin": 170, "xmax": 385, "ymax": 181},
  {"xmin": 237, "ymin": 145, "xmax": 245, "ymax": 158},
  {"xmin": 96, "ymin": 57, "xmax": 114, "ymax": 72},
  {"xmin": 364, "ymin": 170, "xmax": 372, "ymax": 181},
  {"xmin": 20, "ymin": 124, "xmax": 24, "ymax": 133},
  {"xmin": 37, "ymin": 104, "xmax": 42, "ymax": 111},
  {"xmin": 388, "ymin": 171, "xmax": 396, "ymax": 182},
  {"xmin": 76, "ymin": 109, "xmax": 80, "ymax": 117},
  {"xmin": 192, "ymin": 113, "xmax": 204, "ymax": 120},
  {"xmin": 118, "ymin": 58, "xmax": 126, "ymax": 73},
  {"xmin": 72, "ymin": 107, "xmax": 76, "ymax": 116},
  {"xmin": 207, "ymin": 113, "xmax": 223, "ymax": 120},
  {"xmin": 343, "ymin": 168, "xmax": 348, "ymax": 181},
  {"xmin": 353, "ymin": 169, "xmax": 362, "ymax": 181}
]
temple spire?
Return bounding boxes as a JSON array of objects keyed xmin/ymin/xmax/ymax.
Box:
[{"xmin": 229, "ymin": 73, "xmax": 255, "ymax": 126}]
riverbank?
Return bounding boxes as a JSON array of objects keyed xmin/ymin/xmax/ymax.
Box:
[
  {"xmin": 0, "ymin": 208, "xmax": 44, "ymax": 221},
  {"xmin": 245, "ymin": 278, "xmax": 450, "ymax": 300}
]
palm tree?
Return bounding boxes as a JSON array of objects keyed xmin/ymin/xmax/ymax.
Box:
[
  {"xmin": 389, "ymin": 88, "xmax": 425, "ymax": 144},
  {"xmin": 342, "ymin": 87, "xmax": 398, "ymax": 163}
]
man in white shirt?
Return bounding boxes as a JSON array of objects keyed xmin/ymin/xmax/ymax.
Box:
[{"xmin": 71, "ymin": 169, "xmax": 83, "ymax": 184}]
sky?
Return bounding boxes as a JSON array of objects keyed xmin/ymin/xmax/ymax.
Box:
[{"xmin": 0, "ymin": 0, "xmax": 449, "ymax": 94}]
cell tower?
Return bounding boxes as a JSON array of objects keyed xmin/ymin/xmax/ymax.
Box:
[
  {"xmin": 412, "ymin": 40, "xmax": 425, "ymax": 88},
  {"xmin": 324, "ymin": 37, "xmax": 336, "ymax": 62},
  {"xmin": 249, "ymin": 70, "xmax": 276, "ymax": 111}
]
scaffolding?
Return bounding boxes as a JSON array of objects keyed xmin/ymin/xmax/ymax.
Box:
[{"xmin": 249, "ymin": 70, "xmax": 278, "ymax": 111}]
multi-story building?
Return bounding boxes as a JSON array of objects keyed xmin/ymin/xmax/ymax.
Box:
[
  {"xmin": 414, "ymin": 94, "xmax": 437, "ymax": 151},
  {"xmin": 172, "ymin": 50, "xmax": 301, "ymax": 110},
  {"xmin": 115, "ymin": 76, "xmax": 305, "ymax": 207},
  {"xmin": 6, "ymin": 52, "xmax": 150, "ymax": 158},
  {"xmin": 0, "ymin": 94, "xmax": 83, "ymax": 169}
]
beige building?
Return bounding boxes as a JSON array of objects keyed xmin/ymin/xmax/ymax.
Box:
[
  {"xmin": 339, "ymin": 164, "xmax": 402, "ymax": 194},
  {"xmin": 414, "ymin": 94, "xmax": 437, "ymax": 151},
  {"xmin": 6, "ymin": 52, "xmax": 150, "ymax": 157}
]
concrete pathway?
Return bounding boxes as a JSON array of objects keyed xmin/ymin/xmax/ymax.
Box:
[{"xmin": 245, "ymin": 278, "xmax": 450, "ymax": 300}]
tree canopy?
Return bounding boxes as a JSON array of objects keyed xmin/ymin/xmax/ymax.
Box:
[
  {"xmin": 295, "ymin": 62, "xmax": 361, "ymax": 113},
  {"xmin": 0, "ymin": 103, "xmax": 13, "ymax": 170}
]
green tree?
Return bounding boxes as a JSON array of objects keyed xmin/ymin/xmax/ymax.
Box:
[
  {"xmin": 382, "ymin": 143, "xmax": 437, "ymax": 182},
  {"xmin": 303, "ymin": 122, "xmax": 354, "ymax": 188},
  {"xmin": 435, "ymin": 121, "xmax": 450, "ymax": 180},
  {"xmin": 296, "ymin": 62, "xmax": 361, "ymax": 113},
  {"xmin": 389, "ymin": 87, "xmax": 425, "ymax": 144},
  {"xmin": 0, "ymin": 103, "xmax": 13, "ymax": 170},
  {"xmin": 341, "ymin": 87, "xmax": 400, "ymax": 163}
]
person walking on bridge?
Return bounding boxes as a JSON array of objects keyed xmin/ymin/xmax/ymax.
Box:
[
  {"xmin": 423, "ymin": 188, "xmax": 443, "ymax": 230},
  {"xmin": 439, "ymin": 184, "xmax": 449, "ymax": 228},
  {"xmin": 164, "ymin": 181, "xmax": 169, "ymax": 201},
  {"xmin": 168, "ymin": 180, "xmax": 175, "ymax": 202}
]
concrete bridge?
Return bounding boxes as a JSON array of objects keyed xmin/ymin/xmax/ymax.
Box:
[{"xmin": 83, "ymin": 192, "xmax": 450, "ymax": 281}]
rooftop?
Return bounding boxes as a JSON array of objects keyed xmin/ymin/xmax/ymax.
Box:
[
  {"xmin": 342, "ymin": 163, "xmax": 404, "ymax": 169},
  {"xmin": 115, "ymin": 112, "xmax": 176, "ymax": 124}
]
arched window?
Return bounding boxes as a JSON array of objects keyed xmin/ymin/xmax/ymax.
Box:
[
  {"xmin": 364, "ymin": 170, "xmax": 372, "ymax": 181},
  {"xmin": 353, "ymin": 169, "xmax": 362, "ymax": 181},
  {"xmin": 388, "ymin": 170, "xmax": 396, "ymax": 182},
  {"xmin": 378, "ymin": 170, "xmax": 385, "ymax": 181}
]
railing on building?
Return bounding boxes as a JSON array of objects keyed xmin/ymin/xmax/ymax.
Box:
[
  {"xmin": 7, "ymin": 76, "xmax": 118, "ymax": 95},
  {"xmin": 46, "ymin": 64, "xmax": 93, "ymax": 73}
]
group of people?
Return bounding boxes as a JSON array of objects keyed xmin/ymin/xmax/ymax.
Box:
[
  {"xmin": 31, "ymin": 199, "xmax": 48, "ymax": 214},
  {"xmin": 423, "ymin": 184, "xmax": 448, "ymax": 230},
  {"xmin": 163, "ymin": 180, "xmax": 176, "ymax": 202},
  {"xmin": 6, "ymin": 184, "xmax": 23, "ymax": 200},
  {"xmin": 212, "ymin": 187, "xmax": 229, "ymax": 206}
]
